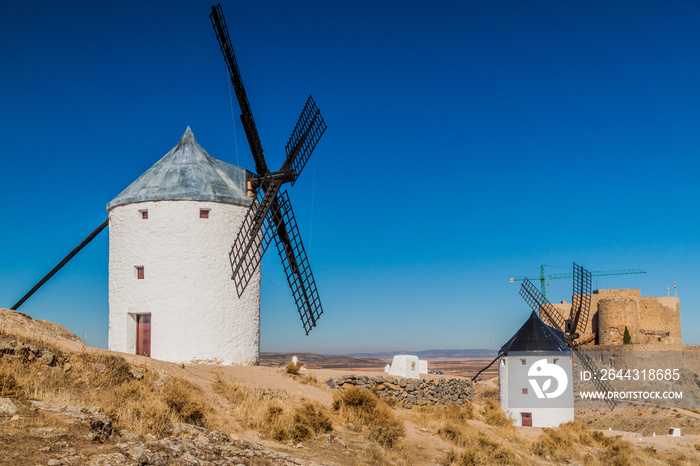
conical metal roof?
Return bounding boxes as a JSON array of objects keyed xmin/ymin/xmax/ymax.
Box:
[
  {"xmin": 500, "ymin": 311, "xmax": 571, "ymax": 355},
  {"xmin": 107, "ymin": 127, "xmax": 252, "ymax": 210}
]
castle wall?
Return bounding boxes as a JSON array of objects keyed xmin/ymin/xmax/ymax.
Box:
[
  {"xmin": 637, "ymin": 296, "xmax": 681, "ymax": 345},
  {"xmin": 549, "ymin": 289, "xmax": 681, "ymax": 347},
  {"xmin": 108, "ymin": 199, "xmax": 260, "ymax": 365},
  {"xmin": 597, "ymin": 298, "xmax": 638, "ymax": 345},
  {"xmin": 549, "ymin": 302, "xmax": 570, "ymax": 331}
]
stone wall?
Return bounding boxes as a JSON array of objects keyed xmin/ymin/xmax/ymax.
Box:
[
  {"xmin": 638, "ymin": 296, "xmax": 681, "ymax": 345},
  {"xmin": 325, "ymin": 375, "xmax": 473, "ymax": 408},
  {"xmin": 549, "ymin": 289, "xmax": 682, "ymax": 347}
]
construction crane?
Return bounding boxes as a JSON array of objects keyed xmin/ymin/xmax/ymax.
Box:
[{"xmin": 509, "ymin": 265, "xmax": 646, "ymax": 298}]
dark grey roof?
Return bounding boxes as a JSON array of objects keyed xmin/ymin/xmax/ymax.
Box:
[
  {"xmin": 500, "ymin": 311, "xmax": 571, "ymax": 355},
  {"xmin": 107, "ymin": 127, "xmax": 252, "ymax": 210}
]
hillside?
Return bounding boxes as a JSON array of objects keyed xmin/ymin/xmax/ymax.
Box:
[{"xmin": 1, "ymin": 308, "xmax": 699, "ymax": 465}]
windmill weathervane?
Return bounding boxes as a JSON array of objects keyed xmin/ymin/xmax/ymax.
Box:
[{"xmin": 210, "ymin": 4, "xmax": 327, "ymax": 335}]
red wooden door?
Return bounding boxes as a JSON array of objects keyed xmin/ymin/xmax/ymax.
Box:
[
  {"xmin": 136, "ymin": 314, "xmax": 151, "ymax": 357},
  {"xmin": 521, "ymin": 412, "xmax": 532, "ymax": 427}
]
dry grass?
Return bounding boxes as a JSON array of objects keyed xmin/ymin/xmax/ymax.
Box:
[
  {"xmin": 285, "ymin": 361, "xmax": 304, "ymax": 375},
  {"xmin": 366, "ymin": 443, "xmax": 419, "ymax": 465},
  {"xmin": 531, "ymin": 421, "xmax": 591, "ymax": 462},
  {"xmin": 476, "ymin": 387, "xmax": 512, "ymax": 427},
  {"xmin": 413, "ymin": 403, "xmax": 475, "ymax": 428},
  {"xmin": 442, "ymin": 433, "xmax": 522, "ymax": 465},
  {"xmin": 410, "ymin": 387, "xmax": 524, "ymax": 465},
  {"xmin": 3, "ymin": 326, "xmax": 697, "ymax": 465},
  {"xmin": 332, "ymin": 386, "xmax": 405, "ymax": 448},
  {"xmin": 0, "ymin": 368, "xmax": 21, "ymax": 398},
  {"xmin": 213, "ymin": 371, "xmax": 331, "ymax": 443},
  {"xmin": 433, "ymin": 420, "xmax": 522, "ymax": 465},
  {"xmin": 530, "ymin": 421, "xmax": 658, "ymax": 465},
  {"xmin": 0, "ymin": 329, "xmax": 212, "ymax": 437},
  {"xmin": 482, "ymin": 398, "xmax": 512, "ymax": 427},
  {"xmin": 298, "ymin": 372, "xmax": 320, "ymax": 386},
  {"xmin": 481, "ymin": 387, "xmax": 499, "ymax": 402},
  {"xmin": 161, "ymin": 377, "xmax": 208, "ymax": 426}
]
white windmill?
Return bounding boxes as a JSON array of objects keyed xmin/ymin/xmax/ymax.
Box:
[{"xmin": 6, "ymin": 5, "xmax": 328, "ymax": 365}]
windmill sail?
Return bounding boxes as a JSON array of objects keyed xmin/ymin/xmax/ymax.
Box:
[
  {"xmin": 272, "ymin": 190, "xmax": 323, "ymax": 334},
  {"xmin": 213, "ymin": 3, "xmax": 326, "ymax": 334},
  {"xmin": 520, "ymin": 276, "xmax": 616, "ymax": 409},
  {"xmin": 519, "ymin": 279, "xmax": 566, "ymax": 333},
  {"xmin": 570, "ymin": 263, "xmax": 592, "ymax": 336},
  {"xmin": 570, "ymin": 342, "xmax": 617, "ymax": 409},
  {"xmin": 210, "ymin": 4, "xmax": 268, "ymax": 175},
  {"xmin": 229, "ymin": 179, "xmax": 283, "ymax": 296},
  {"xmin": 284, "ymin": 95, "xmax": 327, "ymax": 184}
]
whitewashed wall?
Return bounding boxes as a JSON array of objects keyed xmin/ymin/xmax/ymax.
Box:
[
  {"xmin": 388, "ymin": 355, "xmax": 421, "ymax": 379},
  {"xmin": 108, "ymin": 199, "xmax": 260, "ymax": 365},
  {"xmin": 499, "ymin": 356, "xmax": 575, "ymax": 427}
]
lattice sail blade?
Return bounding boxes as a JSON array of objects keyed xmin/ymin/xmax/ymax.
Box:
[
  {"xmin": 571, "ymin": 344, "xmax": 617, "ymax": 409},
  {"xmin": 571, "ymin": 263, "xmax": 592, "ymax": 335},
  {"xmin": 229, "ymin": 180, "xmax": 283, "ymax": 296},
  {"xmin": 210, "ymin": 4, "xmax": 268, "ymax": 175},
  {"xmin": 519, "ymin": 279, "xmax": 566, "ymax": 333},
  {"xmin": 272, "ymin": 190, "xmax": 323, "ymax": 334},
  {"xmin": 284, "ymin": 95, "xmax": 327, "ymax": 184}
]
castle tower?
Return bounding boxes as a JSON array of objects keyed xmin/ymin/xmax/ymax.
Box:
[{"xmin": 107, "ymin": 127, "xmax": 260, "ymax": 365}]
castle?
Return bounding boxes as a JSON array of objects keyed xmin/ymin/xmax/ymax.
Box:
[{"xmin": 547, "ymin": 289, "xmax": 682, "ymax": 348}]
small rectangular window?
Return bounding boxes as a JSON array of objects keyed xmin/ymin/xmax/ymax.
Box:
[
  {"xmin": 140, "ymin": 210, "xmax": 148, "ymax": 219},
  {"xmin": 136, "ymin": 266, "xmax": 145, "ymax": 280},
  {"xmin": 200, "ymin": 209, "xmax": 210, "ymax": 219}
]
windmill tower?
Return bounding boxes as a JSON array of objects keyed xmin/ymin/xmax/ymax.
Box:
[
  {"xmin": 498, "ymin": 311, "xmax": 574, "ymax": 427},
  {"xmin": 494, "ymin": 263, "xmax": 617, "ymax": 427},
  {"xmin": 107, "ymin": 127, "xmax": 261, "ymax": 364},
  {"xmin": 107, "ymin": 4, "xmax": 327, "ymax": 364}
]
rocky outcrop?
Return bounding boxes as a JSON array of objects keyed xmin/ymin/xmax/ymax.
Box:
[
  {"xmin": 0, "ymin": 397, "xmax": 17, "ymax": 414},
  {"xmin": 24, "ymin": 401, "xmax": 321, "ymax": 465},
  {"xmin": 326, "ymin": 375, "xmax": 473, "ymax": 408},
  {"xmin": 0, "ymin": 338, "xmax": 58, "ymax": 367},
  {"xmin": 0, "ymin": 308, "xmax": 82, "ymax": 344},
  {"xmin": 102, "ymin": 425, "xmax": 317, "ymax": 465}
]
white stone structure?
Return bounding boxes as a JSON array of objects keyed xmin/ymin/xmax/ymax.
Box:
[
  {"xmin": 388, "ymin": 355, "xmax": 420, "ymax": 379},
  {"xmin": 499, "ymin": 354, "xmax": 574, "ymax": 427},
  {"xmin": 107, "ymin": 127, "xmax": 260, "ymax": 365},
  {"xmin": 418, "ymin": 359, "xmax": 428, "ymax": 374},
  {"xmin": 499, "ymin": 312, "xmax": 575, "ymax": 428}
]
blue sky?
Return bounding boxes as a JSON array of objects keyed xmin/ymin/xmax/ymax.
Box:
[{"xmin": 1, "ymin": 1, "xmax": 699, "ymax": 353}]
